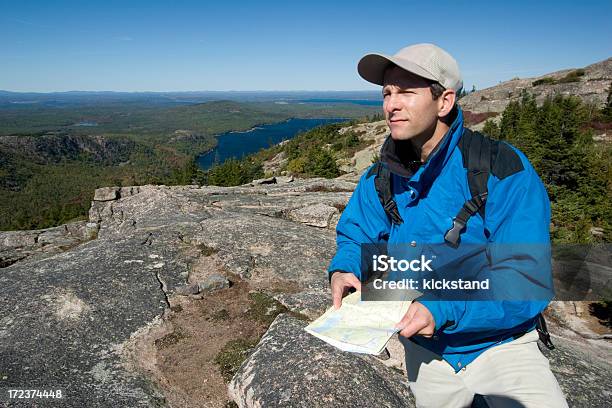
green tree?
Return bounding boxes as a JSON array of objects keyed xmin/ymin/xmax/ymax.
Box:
[
  {"xmin": 202, "ymin": 158, "xmax": 263, "ymax": 187},
  {"xmin": 303, "ymin": 147, "xmax": 339, "ymax": 178},
  {"xmin": 499, "ymin": 100, "xmax": 520, "ymax": 141},
  {"xmin": 603, "ymin": 81, "xmax": 612, "ymax": 120},
  {"xmin": 482, "ymin": 119, "xmax": 500, "ymax": 139}
]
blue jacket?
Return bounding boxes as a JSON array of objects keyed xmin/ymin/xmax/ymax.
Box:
[{"xmin": 327, "ymin": 105, "xmax": 552, "ymax": 372}]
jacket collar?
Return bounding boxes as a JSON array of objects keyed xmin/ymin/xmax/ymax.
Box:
[{"xmin": 380, "ymin": 104, "xmax": 464, "ymax": 194}]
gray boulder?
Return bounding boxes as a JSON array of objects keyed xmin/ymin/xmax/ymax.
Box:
[
  {"xmin": 94, "ymin": 186, "xmax": 120, "ymax": 201},
  {"xmin": 228, "ymin": 314, "xmax": 416, "ymax": 408},
  {"xmin": 198, "ymin": 273, "xmax": 230, "ymax": 293},
  {"xmin": 0, "ymin": 220, "xmax": 90, "ymax": 268},
  {"xmin": 541, "ymin": 335, "xmax": 612, "ymax": 407},
  {"xmin": 285, "ymin": 203, "xmax": 340, "ymax": 229}
]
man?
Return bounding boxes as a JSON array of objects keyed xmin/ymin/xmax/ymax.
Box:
[{"xmin": 327, "ymin": 43, "xmax": 568, "ymax": 408}]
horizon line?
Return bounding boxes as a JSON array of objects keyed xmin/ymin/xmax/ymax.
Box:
[{"xmin": 0, "ymin": 89, "xmax": 383, "ymax": 94}]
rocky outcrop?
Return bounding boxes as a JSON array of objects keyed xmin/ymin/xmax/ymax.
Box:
[
  {"xmin": 335, "ymin": 120, "xmax": 389, "ymax": 182},
  {"xmin": 0, "ymin": 231, "xmax": 178, "ymax": 406},
  {"xmin": 459, "ymin": 58, "xmax": 612, "ymax": 120},
  {"xmin": 0, "ymin": 178, "xmax": 355, "ymax": 406},
  {"xmin": 261, "ymin": 151, "xmax": 288, "ymax": 174},
  {"xmin": 259, "ymin": 120, "xmax": 390, "ymax": 183},
  {"xmin": 1, "ymin": 177, "xmax": 610, "ymax": 407},
  {"xmin": 541, "ymin": 333, "xmax": 612, "ymax": 407},
  {"xmin": 228, "ymin": 314, "xmax": 416, "ymax": 408},
  {"xmin": 227, "ymin": 314, "xmax": 612, "ymax": 408},
  {"xmin": 0, "ymin": 220, "xmax": 90, "ymax": 267}
]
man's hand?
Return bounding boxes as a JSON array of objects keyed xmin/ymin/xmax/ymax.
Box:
[
  {"xmin": 395, "ymin": 301, "xmax": 436, "ymax": 338},
  {"xmin": 330, "ymin": 272, "xmax": 362, "ymax": 309}
]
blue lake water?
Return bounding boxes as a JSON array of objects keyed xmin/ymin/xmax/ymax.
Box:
[
  {"xmin": 299, "ymin": 98, "xmax": 382, "ymax": 106},
  {"xmin": 72, "ymin": 121, "xmax": 99, "ymax": 127},
  {"xmin": 196, "ymin": 118, "xmax": 347, "ymax": 170}
]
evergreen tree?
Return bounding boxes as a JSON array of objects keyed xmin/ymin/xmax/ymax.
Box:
[
  {"xmin": 514, "ymin": 91, "xmax": 538, "ymax": 160},
  {"xmin": 499, "ymin": 100, "xmax": 520, "ymax": 140},
  {"xmin": 304, "ymin": 147, "xmax": 339, "ymax": 178},
  {"xmin": 482, "ymin": 119, "xmax": 501, "ymax": 139},
  {"xmin": 604, "ymin": 81, "xmax": 612, "ymax": 120}
]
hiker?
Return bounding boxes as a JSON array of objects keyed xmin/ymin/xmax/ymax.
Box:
[{"xmin": 327, "ymin": 43, "xmax": 568, "ymax": 407}]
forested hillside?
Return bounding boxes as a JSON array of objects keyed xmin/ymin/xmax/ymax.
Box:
[{"xmin": 0, "ymin": 100, "xmax": 377, "ymax": 230}]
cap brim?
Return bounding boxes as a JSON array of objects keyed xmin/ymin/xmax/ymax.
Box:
[{"xmin": 357, "ymin": 53, "xmax": 439, "ymax": 86}]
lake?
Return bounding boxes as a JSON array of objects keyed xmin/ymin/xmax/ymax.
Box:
[
  {"xmin": 72, "ymin": 121, "xmax": 99, "ymax": 127},
  {"xmin": 298, "ymin": 98, "xmax": 382, "ymax": 106},
  {"xmin": 196, "ymin": 118, "xmax": 347, "ymax": 170}
]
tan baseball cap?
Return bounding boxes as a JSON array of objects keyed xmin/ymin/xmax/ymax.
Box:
[{"xmin": 357, "ymin": 43, "xmax": 463, "ymax": 92}]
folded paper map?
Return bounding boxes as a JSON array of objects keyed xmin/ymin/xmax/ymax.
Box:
[{"xmin": 304, "ymin": 290, "xmax": 414, "ymax": 355}]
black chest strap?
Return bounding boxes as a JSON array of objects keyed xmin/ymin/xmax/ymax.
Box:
[
  {"xmin": 444, "ymin": 128, "xmax": 493, "ymax": 247},
  {"xmin": 443, "ymin": 191, "xmax": 488, "ymax": 248},
  {"xmin": 368, "ymin": 162, "xmax": 403, "ymax": 225}
]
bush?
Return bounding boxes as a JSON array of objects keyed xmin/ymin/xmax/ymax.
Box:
[
  {"xmin": 344, "ymin": 131, "xmax": 360, "ymax": 148},
  {"xmin": 558, "ymin": 69, "xmax": 586, "ymax": 83},
  {"xmin": 532, "ymin": 77, "xmax": 557, "ymax": 86},
  {"xmin": 534, "ymin": 70, "xmax": 586, "ymax": 86},
  {"xmin": 286, "ymin": 157, "xmax": 306, "ymax": 175}
]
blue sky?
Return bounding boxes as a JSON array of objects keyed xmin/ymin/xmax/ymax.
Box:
[{"xmin": 1, "ymin": 0, "xmax": 610, "ymax": 92}]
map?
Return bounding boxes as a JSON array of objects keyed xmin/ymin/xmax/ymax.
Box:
[{"xmin": 304, "ymin": 291, "xmax": 413, "ymax": 355}]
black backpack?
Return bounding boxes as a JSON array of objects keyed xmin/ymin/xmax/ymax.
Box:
[{"xmin": 370, "ymin": 127, "xmax": 555, "ymax": 350}]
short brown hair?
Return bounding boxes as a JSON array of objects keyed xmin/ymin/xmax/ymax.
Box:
[{"xmin": 427, "ymin": 80, "xmax": 445, "ymax": 100}]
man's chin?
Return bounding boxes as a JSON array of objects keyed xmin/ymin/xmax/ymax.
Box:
[{"xmin": 390, "ymin": 132, "xmax": 415, "ymax": 141}]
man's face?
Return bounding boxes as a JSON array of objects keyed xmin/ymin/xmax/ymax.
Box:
[{"xmin": 382, "ymin": 66, "xmax": 441, "ymax": 141}]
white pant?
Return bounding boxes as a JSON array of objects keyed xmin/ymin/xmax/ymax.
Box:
[{"xmin": 400, "ymin": 330, "xmax": 569, "ymax": 408}]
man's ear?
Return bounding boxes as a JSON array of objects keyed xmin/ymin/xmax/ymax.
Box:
[{"xmin": 437, "ymin": 89, "xmax": 456, "ymax": 118}]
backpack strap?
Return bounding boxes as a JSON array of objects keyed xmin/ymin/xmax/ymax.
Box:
[
  {"xmin": 367, "ymin": 162, "xmax": 403, "ymax": 225},
  {"xmin": 444, "ymin": 128, "xmax": 492, "ymax": 248},
  {"xmin": 536, "ymin": 312, "xmax": 556, "ymax": 350},
  {"xmin": 444, "ymin": 128, "xmax": 524, "ymax": 248},
  {"xmin": 463, "ymin": 127, "xmax": 493, "ymax": 218},
  {"xmin": 443, "ymin": 192, "xmax": 488, "ymax": 249}
]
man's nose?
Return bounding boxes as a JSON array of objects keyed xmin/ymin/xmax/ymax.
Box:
[{"xmin": 384, "ymin": 93, "xmax": 401, "ymax": 112}]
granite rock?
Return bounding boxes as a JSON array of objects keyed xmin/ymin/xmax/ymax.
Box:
[
  {"xmin": 1, "ymin": 176, "xmax": 610, "ymax": 408},
  {"xmin": 228, "ymin": 314, "xmax": 416, "ymax": 408}
]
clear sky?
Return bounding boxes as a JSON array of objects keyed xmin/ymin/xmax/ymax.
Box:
[{"xmin": 1, "ymin": 0, "xmax": 610, "ymax": 93}]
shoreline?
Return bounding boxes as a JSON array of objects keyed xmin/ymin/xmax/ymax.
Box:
[{"xmin": 195, "ymin": 117, "xmax": 348, "ymax": 170}]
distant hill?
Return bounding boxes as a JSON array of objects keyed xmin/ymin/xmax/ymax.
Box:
[
  {"xmin": 460, "ymin": 57, "xmax": 612, "ymax": 126},
  {"xmin": 0, "ymin": 90, "xmax": 381, "ymax": 108}
]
